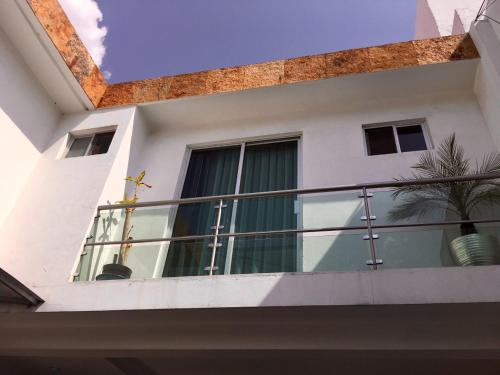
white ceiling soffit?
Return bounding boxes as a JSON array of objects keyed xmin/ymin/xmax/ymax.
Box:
[
  {"xmin": 0, "ymin": 0, "xmax": 93, "ymax": 113},
  {"xmin": 140, "ymin": 59, "xmax": 479, "ymax": 130}
]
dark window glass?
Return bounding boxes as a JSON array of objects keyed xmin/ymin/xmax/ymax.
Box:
[
  {"xmin": 397, "ymin": 125, "xmax": 427, "ymax": 152},
  {"xmin": 365, "ymin": 127, "xmax": 397, "ymax": 155},
  {"xmin": 66, "ymin": 136, "xmax": 92, "ymax": 158},
  {"xmin": 89, "ymin": 132, "xmax": 115, "ymax": 155}
]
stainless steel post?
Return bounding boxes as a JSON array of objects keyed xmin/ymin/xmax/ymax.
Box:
[
  {"xmin": 361, "ymin": 187, "xmax": 380, "ymax": 270},
  {"xmin": 207, "ymin": 199, "xmax": 224, "ymax": 276}
]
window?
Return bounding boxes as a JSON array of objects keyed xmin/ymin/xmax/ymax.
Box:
[
  {"xmin": 364, "ymin": 119, "xmax": 429, "ymax": 156},
  {"xmin": 66, "ymin": 131, "xmax": 115, "ymax": 158}
]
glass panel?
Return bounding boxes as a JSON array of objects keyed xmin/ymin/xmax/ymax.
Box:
[
  {"xmin": 369, "ymin": 188, "xmax": 448, "ymax": 226},
  {"xmin": 163, "ymin": 238, "xmax": 225, "ymax": 277},
  {"xmin": 230, "ymin": 233, "xmax": 297, "ymax": 274},
  {"xmin": 92, "ymin": 205, "xmax": 179, "ymax": 243},
  {"xmin": 375, "ymin": 228, "xmax": 456, "ymax": 269},
  {"xmin": 365, "ymin": 127, "xmax": 397, "ymax": 156},
  {"xmin": 66, "ymin": 136, "xmax": 92, "ymax": 158},
  {"xmin": 370, "ymin": 177, "xmax": 500, "ymax": 227},
  {"xmin": 302, "ymin": 231, "xmax": 371, "ymax": 272},
  {"xmin": 164, "ymin": 146, "xmax": 241, "ymax": 277},
  {"xmin": 397, "ymin": 125, "xmax": 427, "ymax": 152},
  {"xmin": 89, "ymin": 131, "xmax": 115, "ymax": 155},
  {"xmin": 77, "ymin": 240, "xmax": 210, "ymax": 281},
  {"xmin": 376, "ymin": 224, "xmax": 500, "ymax": 269},
  {"xmin": 226, "ymin": 231, "xmax": 370, "ymax": 274},
  {"xmin": 301, "ymin": 191, "xmax": 365, "ymax": 229},
  {"xmin": 232, "ymin": 140, "xmax": 298, "ymax": 273},
  {"xmin": 77, "ymin": 231, "xmax": 372, "ymax": 280}
]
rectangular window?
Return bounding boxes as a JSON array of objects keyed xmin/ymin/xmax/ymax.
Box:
[
  {"xmin": 365, "ymin": 127, "xmax": 398, "ymax": 156},
  {"xmin": 66, "ymin": 131, "xmax": 115, "ymax": 158},
  {"xmin": 396, "ymin": 125, "xmax": 427, "ymax": 152},
  {"xmin": 364, "ymin": 119, "xmax": 429, "ymax": 156}
]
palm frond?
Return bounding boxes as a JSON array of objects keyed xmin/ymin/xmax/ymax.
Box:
[
  {"xmin": 435, "ymin": 134, "xmax": 469, "ymax": 177},
  {"xmin": 466, "ymin": 185, "xmax": 500, "ymax": 214},
  {"xmin": 387, "ymin": 134, "xmax": 500, "ymax": 222},
  {"xmin": 387, "ymin": 193, "xmax": 449, "ymax": 222},
  {"xmin": 475, "ymin": 152, "xmax": 500, "ymax": 175}
]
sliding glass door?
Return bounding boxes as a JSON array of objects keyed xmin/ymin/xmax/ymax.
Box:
[
  {"xmin": 163, "ymin": 139, "xmax": 298, "ymax": 277},
  {"xmin": 163, "ymin": 147, "xmax": 240, "ymax": 277}
]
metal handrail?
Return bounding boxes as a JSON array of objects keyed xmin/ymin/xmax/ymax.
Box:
[
  {"xmin": 86, "ymin": 173, "xmax": 500, "ymax": 247},
  {"xmin": 85, "ymin": 218, "xmax": 500, "ymax": 247},
  {"xmin": 97, "ymin": 173, "xmax": 500, "ymax": 211},
  {"xmin": 78, "ymin": 172, "xmax": 500, "ymax": 278}
]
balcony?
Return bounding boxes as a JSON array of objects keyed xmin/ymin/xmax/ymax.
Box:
[{"xmin": 74, "ymin": 173, "xmax": 500, "ymax": 282}]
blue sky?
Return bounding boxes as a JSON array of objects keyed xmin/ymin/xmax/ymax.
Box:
[{"xmin": 93, "ymin": 0, "xmax": 416, "ymax": 83}]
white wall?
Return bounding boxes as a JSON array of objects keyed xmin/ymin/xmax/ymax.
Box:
[
  {"xmin": 471, "ymin": 4, "xmax": 500, "ymax": 149},
  {"xmin": 137, "ymin": 92, "xmax": 494, "ymax": 200},
  {"xmin": 416, "ymin": 0, "xmax": 484, "ymax": 38},
  {"xmin": 415, "ymin": 0, "xmax": 441, "ymax": 39},
  {"xmin": 0, "ymin": 26, "xmax": 60, "ymax": 229},
  {"xmin": 486, "ymin": 0, "xmax": 500, "ymax": 40},
  {"xmin": 0, "ymin": 106, "xmax": 140, "ymax": 288}
]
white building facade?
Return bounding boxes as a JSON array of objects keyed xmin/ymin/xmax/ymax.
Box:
[
  {"xmin": 415, "ymin": 0, "xmax": 488, "ymax": 38},
  {"xmin": 1, "ymin": 0, "xmax": 500, "ymax": 373}
]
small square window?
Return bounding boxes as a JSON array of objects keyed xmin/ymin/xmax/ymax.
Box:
[
  {"xmin": 364, "ymin": 120, "xmax": 429, "ymax": 156},
  {"xmin": 89, "ymin": 132, "xmax": 115, "ymax": 155},
  {"xmin": 66, "ymin": 136, "xmax": 92, "ymax": 158},
  {"xmin": 66, "ymin": 131, "xmax": 115, "ymax": 158},
  {"xmin": 365, "ymin": 127, "xmax": 398, "ymax": 156},
  {"xmin": 397, "ymin": 125, "xmax": 427, "ymax": 152}
]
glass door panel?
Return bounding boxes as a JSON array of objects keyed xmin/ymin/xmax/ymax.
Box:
[
  {"xmin": 231, "ymin": 140, "xmax": 298, "ymax": 274},
  {"xmin": 163, "ymin": 147, "xmax": 240, "ymax": 277}
]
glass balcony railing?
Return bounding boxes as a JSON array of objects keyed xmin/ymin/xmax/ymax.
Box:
[{"xmin": 73, "ymin": 174, "xmax": 500, "ymax": 282}]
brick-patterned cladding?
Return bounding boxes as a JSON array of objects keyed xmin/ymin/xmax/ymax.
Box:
[
  {"xmin": 98, "ymin": 34, "xmax": 478, "ymax": 108},
  {"xmin": 26, "ymin": 0, "xmax": 107, "ymax": 107}
]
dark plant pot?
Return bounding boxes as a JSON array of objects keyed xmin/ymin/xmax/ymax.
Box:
[
  {"xmin": 450, "ymin": 234, "xmax": 500, "ymax": 266},
  {"xmin": 96, "ymin": 263, "xmax": 132, "ymax": 280}
]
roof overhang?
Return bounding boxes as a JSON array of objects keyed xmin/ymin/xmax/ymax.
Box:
[
  {"xmin": 138, "ymin": 58, "xmax": 479, "ymax": 130},
  {"xmin": 0, "ymin": 268, "xmax": 43, "ymax": 307}
]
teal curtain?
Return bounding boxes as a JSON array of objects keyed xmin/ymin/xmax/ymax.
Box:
[
  {"xmin": 163, "ymin": 147, "xmax": 240, "ymax": 277},
  {"xmin": 231, "ymin": 141, "xmax": 298, "ymax": 274}
]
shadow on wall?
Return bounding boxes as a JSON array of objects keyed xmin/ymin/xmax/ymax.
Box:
[{"xmin": 0, "ymin": 27, "xmax": 60, "ymax": 154}]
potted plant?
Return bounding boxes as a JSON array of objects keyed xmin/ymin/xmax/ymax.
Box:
[
  {"xmin": 388, "ymin": 134, "xmax": 500, "ymax": 266},
  {"xmin": 96, "ymin": 171, "xmax": 152, "ymax": 280}
]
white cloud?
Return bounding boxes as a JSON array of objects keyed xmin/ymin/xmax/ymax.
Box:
[
  {"xmin": 58, "ymin": 0, "xmax": 108, "ymax": 67},
  {"xmin": 103, "ymin": 70, "xmax": 112, "ymax": 80}
]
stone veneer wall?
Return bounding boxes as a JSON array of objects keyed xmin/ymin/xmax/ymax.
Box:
[
  {"xmin": 98, "ymin": 35, "xmax": 479, "ymax": 108},
  {"xmin": 26, "ymin": 0, "xmax": 107, "ymax": 107}
]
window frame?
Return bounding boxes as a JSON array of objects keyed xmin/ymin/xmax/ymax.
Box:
[
  {"xmin": 65, "ymin": 129, "xmax": 116, "ymax": 158},
  {"xmin": 363, "ymin": 119, "xmax": 431, "ymax": 156},
  {"xmin": 153, "ymin": 134, "xmax": 303, "ymax": 278}
]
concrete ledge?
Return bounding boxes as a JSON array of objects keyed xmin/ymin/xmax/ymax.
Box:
[{"xmin": 30, "ymin": 265, "xmax": 500, "ymax": 312}]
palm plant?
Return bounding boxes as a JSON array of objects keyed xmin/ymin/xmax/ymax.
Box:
[{"xmin": 388, "ymin": 134, "xmax": 500, "ymax": 236}]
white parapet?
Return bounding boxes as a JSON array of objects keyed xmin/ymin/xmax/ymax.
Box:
[{"xmin": 416, "ymin": 0, "xmax": 485, "ymax": 38}]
